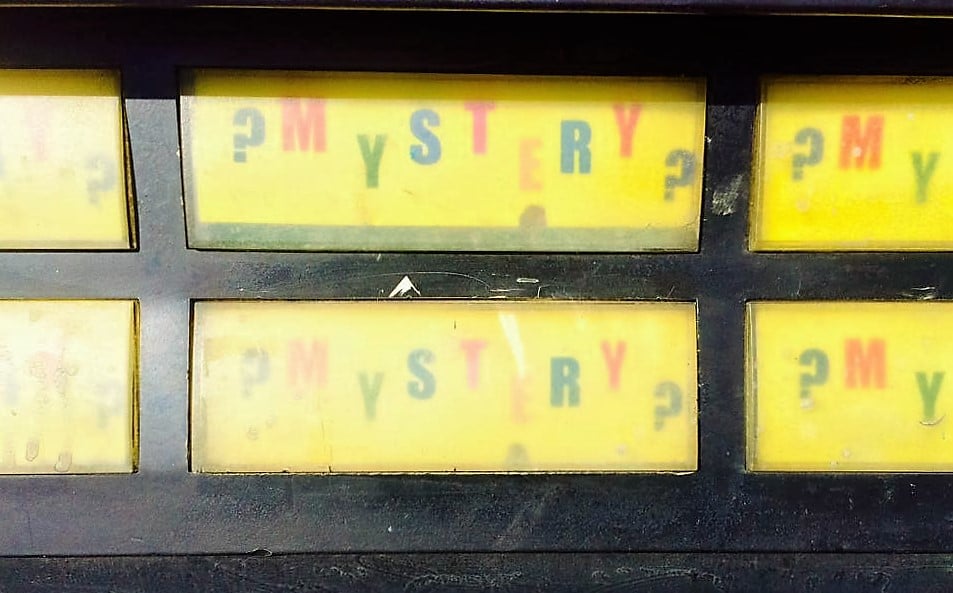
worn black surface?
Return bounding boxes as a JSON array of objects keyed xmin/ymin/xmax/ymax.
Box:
[
  {"xmin": 0, "ymin": 9, "xmax": 952, "ymax": 561},
  {"xmin": 3, "ymin": 553, "xmax": 953, "ymax": 591}
]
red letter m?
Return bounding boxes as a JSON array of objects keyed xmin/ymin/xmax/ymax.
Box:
[
  {"xmin": 282, "ymin": 99, "xmax": 326, "ymax": 152},
  {"xmin": 845, "ymin": 338, "xmax": 886, "ymax": 388},
  {"xmin": 839, "ymin": 115, "xmax": 883, "ymax": 169},
  {"xmin": 287, "ymin": 340, "xmax": 327, "ymax": 390}
]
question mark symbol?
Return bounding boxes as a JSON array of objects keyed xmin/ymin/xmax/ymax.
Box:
[
  {"xmin": 240, "ymin": 347, "xmax": 270, "ymax": 398},
  {"xmin": 91, "ymin": 379, "xmax": 122, "ymax": 429},
  {"xmin": 792, "ymin": 127, "xmax": 824, "ymax": 181},
  {"xmin": 240, "ymin": 348, "xmax": 272, "ymax": 442},
  {"xmin": 85, "ymin": 155, "xmax": 117, "ymax": 205},
  {"xmin": 233, "ymin": 108, "xmax": 266, "ymax": 163},
  {"xmin": 653, "ymin": 381, "xmax": 683, "ymax": 430},
  {"xmin": 0, "ymin": 348, "xmax": 19, "ymax": 407},
  {"xmin": 664, "ymin": 150, "xmax": 695, "ymax": 201},
  {"xmin": 798, "ymin": 348, "xmax": 829, "ymax": 408}
]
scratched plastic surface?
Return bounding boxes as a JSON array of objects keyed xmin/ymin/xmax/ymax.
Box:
[
  {"xmin": 0, "ymin": 70, "xmax": 131, "ymax": 249},
  {"xmin": 752, "ymin": 77, "xmax": 953, "ymax": 251},
  {"xmin": 0, "ymin": 301, "xmax": 137, "ymax": 474},
  {"xmin": 748, "ymin": 302, "xmax": 953, "ymax": 472},
  {"xmin": 191, "ymin": 301, "xmax": 697, "ymax": 473},
  {"xmin": 180, "ymin": 70, "xmax": 706, "ymax": 252}
]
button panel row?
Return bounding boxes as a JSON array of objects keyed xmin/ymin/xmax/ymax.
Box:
[
  {"xmin": 1, "ymin": 299, "xmax": 943, "ymax": 474},
  {"xmin": 5, "ymin": 69, "xmax": 950, "ymax": 252}
]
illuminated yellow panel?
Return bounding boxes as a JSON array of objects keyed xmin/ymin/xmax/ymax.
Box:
[
  {"xmin": 191, "ymin": 301, "xmax": 697, "ymax": 473},
  {"xmin": 181, "ymin": 70, "xmax": 705, "ymax": 252},
  {"xmin": 747, "ymin": 301, "xmax": 953, "ymax": 472},
  {"xmin": 0, "ymin": 301, "xmax": 137, "ymax": 474},
  {"xmin": 0, "ymin": 70, "xmax": 130, "ymax": 249},
  {"xmin": 753, "ymin": 77, "xmax": 953, "ymax": 251}
]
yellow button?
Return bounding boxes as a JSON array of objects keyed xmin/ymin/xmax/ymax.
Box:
[
  {"xmin": 0, "ymin": 70, "xmax": 131, "ymax": 249},
  {"xmin": 0, "ymin": 301, "xmax": 137, "ymax": 474},
  {"xmin": 191, "ymin": 301, "xmax": 697, "ymax": 473},
  {"xmin": 753, "ymin": 77, "xmax": 953, "ymax": 251},
  {"xmin": 747, "ymin": 301, "xmax": 953, "ymax": 472},
  {"xmin": 181, "ymin": 70, "xmax": 705, "ymax": 252}
]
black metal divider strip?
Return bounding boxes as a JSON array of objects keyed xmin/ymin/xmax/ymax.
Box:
[
  {"xmin": 696, "ymin": 69, "xmax": 758, "ymax": 483},
  {"xmin": 123, "ymin": 58, "xmax": 191, "ymax": 472}
]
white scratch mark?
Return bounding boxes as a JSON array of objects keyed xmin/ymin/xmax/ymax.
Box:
[
  {"xmin": 711, "ymin": 173, "xmax": 744, "ymax": 216},
  {"xmin": 903, "ymin": 286, "xmax": 938, "ymax": 300},
  {"xmin": 499, "ymin": 313, "xmax": 527, "ymax": 378},
  {"xmin": 354, "ymin": 271, "xmax": 492, "ymax": 292},
  {"xmin": 516, "ymin": 277, "xmax": 539, "ymax": 284},
  {"xmin": 388, "ymin": 275, "xmax": 420, "ymax": 298}
]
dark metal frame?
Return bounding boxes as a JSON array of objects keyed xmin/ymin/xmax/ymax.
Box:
[
  {"xmin": 2, "ymin": 0, "xmax": 953, "ymax": 15},
  {"xmin": 0, "ymin": 8, "xmax": 952, "ymax": 562}
]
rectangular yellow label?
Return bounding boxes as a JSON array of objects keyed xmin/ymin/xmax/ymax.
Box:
[
  {"xmin": 748, "ymin": 301, "xmax": 953, "ymax": 472},
  {"xmin": 191, "ymin": 301, "xmax": 697, "ymax": 473},
  {"xmin": 181, "ymin": 70, "xmax": 705, "ymax": 252},
  {"xmin": 0, "ymin": 301, "xmax": 137, "ymax": 474},
  {"xmin": 0, "ymin": 70, "xmax": 131, "ymax": 249},
  {"xmin": 753, "ymin": 77, "xmax": 953, "ymax": 251}
]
